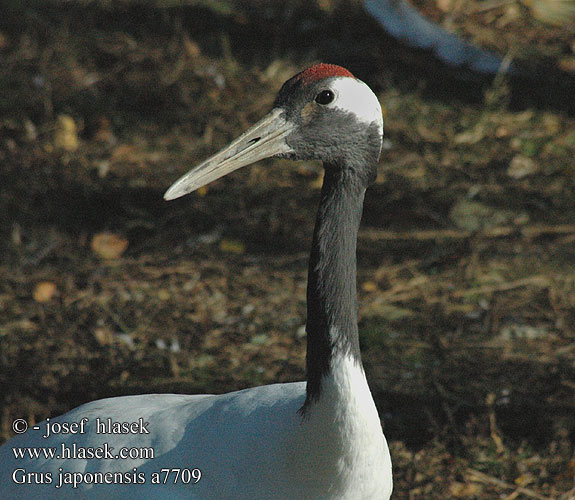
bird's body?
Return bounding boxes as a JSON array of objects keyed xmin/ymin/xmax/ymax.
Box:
[
  {"xmin": 0, "ymin": 64, "xmax": 392, "ymax": 500},
  {"xmin": 1, "ymin": 360, "xmax": 390, "ymax": 499}
]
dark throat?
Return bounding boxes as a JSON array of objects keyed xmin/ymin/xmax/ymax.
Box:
[{"xmin": 302, "ymin": 165, "xmax": 367, "ymax": 411}]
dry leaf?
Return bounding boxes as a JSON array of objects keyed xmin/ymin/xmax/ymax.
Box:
[
  {"xmin": 558, "ymin": 56, "xmax": 575, "ymax": 73},
  {"xmin": 93, "ymin": 327, "xmax": 114, "ymax": 345},
  {"xmin": 33, "ymin": 281, "xmax": 57, "ymax": 303},
  {"xmin": 508, "ymin": 155, "xmax": 538, "ymax": 179},
  {"xmin": 183, "ymin": 33, "xmax": 201, "ymax": 58},
  {"xmin": 93, "ymin": 116, "xmax": 117, "ymax": 146},
  {"xmin": 310, "ymin": 171, "xmax": 324, "ymax": 190},
  {"xmin": 54, "ymin": 114, "xmax": 79, "ymax": 152},
  {"xmin": 362, "ymin": 281, "xmax": 378, "ymax": 292},
  {"xmin": 111, "ymin": 144, "xmax": 136, "ymax": 161},
  {"xmin": 91, "ymin": 232, "xmax": 129, "ymax": 259},
  {"xmin": 449, "ymin": 481, "xmax": 480, "ymax": 497},
  {"xmin": 514, "ymin": 473, "xmax": 534, "ymax": 486},
  {"xmin": 220, "ymin": 239, "xmax": 245, "ymax": 254},
  {"xmin": 454, "ymin": 124, "xmax": 486, "ymax": 145},
  {"xmin": 436, "ymin": 0, "xmax": 454, "ymax": 12},
  {"xmin": 0, "ymin": 31, "xmax": 9, "ymax": 50},
  {"xmin": 522, "ymin": 0, "xmax": 575, "ymax": 26}
]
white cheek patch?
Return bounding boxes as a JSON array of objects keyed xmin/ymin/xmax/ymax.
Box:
[{"xmin": 328, "ymin": 77, "xmax": 384, "ymax": 137}]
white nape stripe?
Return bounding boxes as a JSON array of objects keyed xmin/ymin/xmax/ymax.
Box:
[
  {"xmin": 326, "ymin": 78, "xmax": 384, "ymax": 137},
  {"xmin": 290, "ymin": 351, "xmax": 393, "ymax": 500}
]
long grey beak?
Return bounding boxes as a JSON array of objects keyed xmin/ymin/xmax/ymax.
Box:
[{"xmin": 164, "ymin": 108, "xmax": 294, "ymax": 201}]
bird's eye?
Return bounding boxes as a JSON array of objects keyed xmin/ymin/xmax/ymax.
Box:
[{"xmin": 315, "ymin": 89, "xmax": 335, "ymax": 105}]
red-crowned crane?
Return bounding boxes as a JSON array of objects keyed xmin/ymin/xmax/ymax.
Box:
[{"xmin": 0, "ymin": 64, "xmax": 392, "ymax": 500}]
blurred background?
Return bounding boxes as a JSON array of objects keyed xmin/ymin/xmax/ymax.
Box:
[{"xmin": 0, "ymin": 0, "xmax": 574, "ymax": 498}]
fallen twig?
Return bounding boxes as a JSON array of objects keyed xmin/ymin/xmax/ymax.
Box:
[
  {"xmin": 452, "ymin": 276, "xmax": 550, "ymax": 298},
  {"xmin": 377, "ymin": 275, "xmax": 549, "ymax": 304},
  {"xmin": 359, "ymin": 224, "xmax": 575, "ymax": 243},
  {"xmin": 466, "ymin": 468, "xmax": 553, "ymax": 500}
]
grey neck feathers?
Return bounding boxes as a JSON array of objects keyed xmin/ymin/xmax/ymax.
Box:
[{"xmin": 302, "ymin": 165, "xmax": 367, "ymax": 412}]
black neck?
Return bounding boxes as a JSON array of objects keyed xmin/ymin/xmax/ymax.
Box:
[{"xmin": 302, "ymin": 166, "xmax": 367, "ymax": 410}]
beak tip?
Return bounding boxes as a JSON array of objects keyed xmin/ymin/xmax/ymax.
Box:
[{"xmin": 164, "ymin": 185, "xmax": 185, "ymax": 201}]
